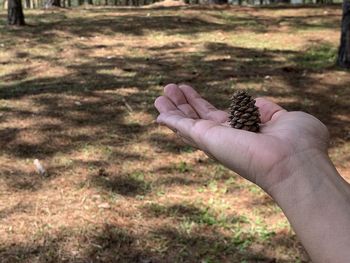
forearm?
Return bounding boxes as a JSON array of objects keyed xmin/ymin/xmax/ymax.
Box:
[{"xmin": 270, "ymin": 152, "xmax": 350, "ymax": 263}]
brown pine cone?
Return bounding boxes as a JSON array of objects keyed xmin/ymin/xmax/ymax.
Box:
[{"xmin": 228, "ymin": 90, "xmax": 261, "ymax": 132}]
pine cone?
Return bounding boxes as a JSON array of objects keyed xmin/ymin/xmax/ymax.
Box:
[{"xmin": 229, "ymin": 90, "xmax": 261, "ymax": 132}]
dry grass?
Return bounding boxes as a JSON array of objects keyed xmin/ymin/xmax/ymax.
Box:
[{"xmin": 0, "ymin": 4, "xmax": 349, "ymax": 262}]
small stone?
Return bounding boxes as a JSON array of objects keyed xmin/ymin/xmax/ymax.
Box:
[{"xmin": 33, "ymin": 159, "xmax": 48, "ymax": 176}]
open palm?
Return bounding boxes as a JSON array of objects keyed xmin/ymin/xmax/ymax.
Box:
[{"xmin": 154, "ymin": 84, "xmax": 329, "ymax": 194}]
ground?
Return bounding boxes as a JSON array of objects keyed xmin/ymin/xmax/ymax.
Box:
[{"xmin": 0, "ymin": 3, "xmax": 349, "ymax": 263}]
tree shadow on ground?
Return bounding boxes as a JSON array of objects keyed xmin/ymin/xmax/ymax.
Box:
[
  {"xmin": 0, "ymin": 6, "xmax": 348, "ymax": 189},
  {"xmin": 0, "ymin": 4, "xmax": 342, "ymax": 44},
  {"xmin": 0, "ymin": 41, "xmax": 348, "ymax": 183},
  {"xmin": 90, "ymin": 171, "xmax": 152, "ymax": 197},
  {"xmin": 259, "ymin": 3, "xmax": 340, "ymax": 10},
  {"xmin": 0, "ymin": 224, "xmax": 146, "ymax": 263},
  {"xmin": 153, "ymin": 174, "xmax": 201, "ymax": 187},
  {"xmin": 148, "ymin": 132, "xmax": 193, "ymax": 154},
  {"xmin": 0, "ymin": 202, "xmax": 33, "ymax": 220},
  {"xmin": 0, "ymin": 221, "xmax": 309, "ymax": 262}
]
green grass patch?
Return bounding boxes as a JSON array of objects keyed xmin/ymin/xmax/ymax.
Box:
[{"xmin": 293, "ymin": 43, "xmax": 338, "ymax": 69}]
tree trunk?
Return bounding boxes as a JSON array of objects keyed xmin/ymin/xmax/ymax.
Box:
[
  {"xmin": 45, "ymin": 0, "xmax": 60, "ymax": 7},
  {"xmin": 87, "ymin": 0, "xmax": 93, "ymax": 4},
  {"xmin": 7, "ymin": 0, "xmax": 25, "ymax": 26},
  {"xmin": 338, "ymin": 0, "xmax": 350, "ymax": 68}
]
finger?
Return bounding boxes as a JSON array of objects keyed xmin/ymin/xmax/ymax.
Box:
[
  {"xmin": 164, "ymin": 84, "xmax": 187, "ymax": 105},
  {"xmin": 158, "ymin": 112, "xmax": 223, "ymax": 154},
  {"xmin": 157, "ymin": 113, "xmax": 196, "ymax": 137},
  {"xmin": 177, "ymin": 104, "xmax": 200, "ymax": 119},
  {"xmin": 157, "ymin": 110, "xmax": 198, "ymax": 148},
  {"xmin": 179, "ymin": 84, "xmax": 228, "ymax": 123},
  {"xmin": 255, "ymin": 98, "xmax": 286, "ymax": 123},
  {"xmin": 164, "ymin": 83, "xmax": 199, "ymax": 119},
  {"xmin": 154, "ymin": 96, "xmax": 177, "ymax": 113}
]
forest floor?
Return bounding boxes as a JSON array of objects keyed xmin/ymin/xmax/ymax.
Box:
[{"xmin": 0, "ymin": 3, "xmax": 349, "ymax": 262}]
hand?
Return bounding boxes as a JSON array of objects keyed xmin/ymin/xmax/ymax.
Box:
[{"xmin": 154, "ymin": 84, "xmax": 330, "ymax": 195}]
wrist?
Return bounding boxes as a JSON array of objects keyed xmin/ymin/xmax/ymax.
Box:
[{"xmin": 266, "ymin": 149, "xmax": 346, "ymax": 208}]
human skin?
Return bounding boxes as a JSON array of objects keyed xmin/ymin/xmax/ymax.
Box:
[{"xmin": 154, "ymin": 83, "xmax": 350, "ymax": 263}]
